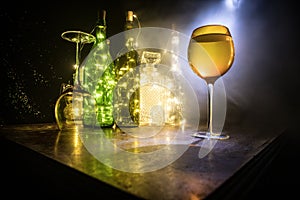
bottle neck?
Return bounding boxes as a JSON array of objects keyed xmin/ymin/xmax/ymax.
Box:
[
  {"xmin": 94, "ymin": 25, "xmax": 106, "ymax": 46},
  {"xmin": 125, "ymin": 10, "xmax": 134, "ymax": 30},
  {"xmin": 124, "ymin": 21, "xmax": 136, "ymax": 49},
  {"xmin": 93, "ymin": 10, "xmax": 107, "ymax": 46},
  {"xmin": 125, "ymin": 20, "xmax": 134, "ymax": 31},
  {"xmin": 124, "ymin": 11, "xmax": 138, "ymax": 50}
]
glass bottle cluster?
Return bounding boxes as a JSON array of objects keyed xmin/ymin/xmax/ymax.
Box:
[{"xmin": 80, "ymin": 10, "xmax": 183, "ymax": 129}]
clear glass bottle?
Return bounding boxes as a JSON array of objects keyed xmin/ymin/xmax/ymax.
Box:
[
  {"xmin": 139, "ymin": 50, "xmax": 183, "ymax": 127},
  {"xmin": 81, "ymin": 10, "xmax": 116, "ymax": 128},
  {"xmin": 114, "ymin": 10, "xmax": 140, "ymax": 127},
  {"xmin": 138, "ymin": 25, "xmax": 184, "ymax": 127},
  {"xmin": 139, "ymin": 50, "xmax": 164, "ymax": 126}
]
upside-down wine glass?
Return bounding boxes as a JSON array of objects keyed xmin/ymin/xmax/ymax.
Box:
[
  {"xmin": 187, "ymin": 24, "xmax": 235, "ymax": 140},
  {"xmin": 54, "ymin": 30, "xmax": 95, "ymax": 130}
]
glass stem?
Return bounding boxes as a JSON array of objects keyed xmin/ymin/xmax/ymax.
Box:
[
  {"xmin": 207, "ymin": 83, "xmax": 214, "ymax": 136},
  {"xmin": 75, "ymin": 42, "xmax": 80, "ymax": 67},
  {"xmin": 75, "ymin": 42, "xmax": 81, "ymax": 86}
]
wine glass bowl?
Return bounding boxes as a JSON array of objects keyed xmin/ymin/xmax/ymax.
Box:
[
  {"xmin": 187, "ymin": 24, "xmax": 235, "ymax": 140},
  {"xmin": 188, "ymin": 24, "xmax": 234, "ymax": 84}
]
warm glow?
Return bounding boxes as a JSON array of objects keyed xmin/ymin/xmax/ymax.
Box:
[
  {"xmin": 73, "ymin": 128, "xmax": 79, "ymax": 147},
  {"xmin": 139, "ymin": 50, "xmax": 183, "ymax": 126},
  {"xmin": 73, "ymin": 64, "xmax": 78, "ymax": 70}
]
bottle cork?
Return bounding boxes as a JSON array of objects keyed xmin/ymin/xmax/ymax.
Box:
[{"xmin": 126, "ymin": 11, "xmax": 134, "ymax": 22}]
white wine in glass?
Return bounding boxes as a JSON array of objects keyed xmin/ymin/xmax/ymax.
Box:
[{"xmin": 187, "ymin": 24, "xmax": 235, "ymax": 140}]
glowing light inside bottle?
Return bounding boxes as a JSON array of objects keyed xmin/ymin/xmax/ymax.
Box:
[
  {"xmin": 139, "ymin": 50, "xmax": 183, "ymax": 126},
  {"xmin": 80, "ymin": 10, "xmax": 116, "ymax": 127}
]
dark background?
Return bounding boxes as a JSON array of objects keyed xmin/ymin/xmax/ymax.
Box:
[{"xmin": 1, "ymin": 0, "xmax": 299, "ymax": 131}]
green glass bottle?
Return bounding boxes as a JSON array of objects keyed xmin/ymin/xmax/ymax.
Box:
[
  {"xmin": 81, "ymin": 10, "xmax": 116, "ymax": 127},
  {"xmin": 114, "ymin": 10, "xmax": 140, "ymax": 127}
]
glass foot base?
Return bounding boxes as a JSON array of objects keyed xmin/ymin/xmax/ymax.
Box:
[{"xmin": 192, "ymin": 132, "xmax": 230, "ymax": 140}]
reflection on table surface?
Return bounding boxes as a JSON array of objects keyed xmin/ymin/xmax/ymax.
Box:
[{"xmin": 0, "ymin": 123, "xmax": 282, "ymax": 200}]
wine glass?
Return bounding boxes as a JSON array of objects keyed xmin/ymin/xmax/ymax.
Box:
[
  {"xmin": 55, "ymin": 30, "xmax": 95, "ymax": 130},
  {"xmin": 187, "ymin": 24, "xmax": 235, "ymax": 140}
]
